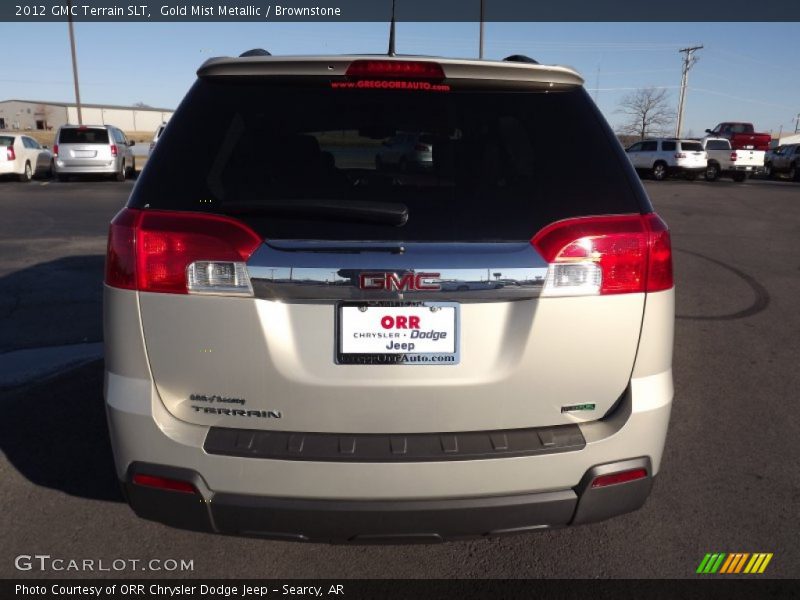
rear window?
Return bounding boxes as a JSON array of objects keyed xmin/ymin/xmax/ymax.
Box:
[
  {"xmin": 706, "ymin": 140, "xmax": 730, "ymax": 150},
  {"xmin": 58, "ymin": 128, "xmax": 109, "ymax": 144},
  {"xmin": 0, "ymin": 136, "xmax": 14, "ymax": 147},
  {"xmin": 131, "ymin": 79, "xmax": 645, "ymax": 241},
  {"xmin": 680, "ymin": 142, "xmax": 703, "ymax": 152}
]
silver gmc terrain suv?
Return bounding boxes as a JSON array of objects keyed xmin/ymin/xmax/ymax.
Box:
[{"xmin": 104, "ymin": 51, "xmax": 674, "ymax": 542}]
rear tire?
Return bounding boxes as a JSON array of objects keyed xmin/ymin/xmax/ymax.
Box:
[
  {"xmin": 704, "ymin": 163, "xmax": 719, "ymax": 182},
  {"xmin": 732, "ymin": 172, "xmax": 746, "ymax": 183},
  {"xmin": 790, "ymin": 163, "xmax": 799, "ymax": 182},
  {"xmin": 652, "ymin": 162, "xmax": 667, "ymax": 181},
  {"xmin": 115, "ymin": 161, "xmax": 126, "ymax": 182},
  {"xmin": 19, "ymin": 161, "xmax": 32, "ymax": 183},
  {"xmin": 764, "ymin": 162, "xmax": 774, "ymax": 179}
]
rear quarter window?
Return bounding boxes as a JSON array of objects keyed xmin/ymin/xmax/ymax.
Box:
[{"xmin": 132, "ymin": 79, "xmax": 648, "ymax": 241}]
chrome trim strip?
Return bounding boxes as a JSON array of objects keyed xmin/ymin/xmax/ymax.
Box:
[{"xmin": 247, "ymin": 242, "xmax": 548, "ymax": 303}]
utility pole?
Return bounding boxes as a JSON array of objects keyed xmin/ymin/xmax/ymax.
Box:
[
  {"xmin": 67, "ymin": 0, "xmax": 83, "ymax": 124},
  {"xmin": 478, "ymin": 0, "xmax": 484, "ymax": 59},
  {"xmin": 675, "ymin": 45, "xmax": 703, "ymax": 138},
  {"xmin": 387, "ymin": 0, "xmax": 396, "ymax": 56}
]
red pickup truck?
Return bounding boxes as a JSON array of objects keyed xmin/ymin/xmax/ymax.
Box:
[{"xmin": 705, "ymin": 122, "xmax": 771, "ymax": 151}]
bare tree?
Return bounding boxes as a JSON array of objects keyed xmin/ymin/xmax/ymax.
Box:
[
  {"xmin": 133, "ymin": 101, "xmax": 151, "ymax": 108},
  {"xmin": 615, "ymin": 87, "xmax": 676, "ymax": 141}
]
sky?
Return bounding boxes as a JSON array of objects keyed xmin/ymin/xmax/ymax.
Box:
[{"xmin": 0, "ymin": 21, "xmax": 798, "ymax": 136}]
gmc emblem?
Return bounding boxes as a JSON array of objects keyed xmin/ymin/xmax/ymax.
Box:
[{"xmin": 359, "ymin": 272, "xmax": 441, "ymax": 291}]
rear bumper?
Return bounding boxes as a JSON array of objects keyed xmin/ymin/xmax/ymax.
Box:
[
  {"xmin": 0, "ymin": 161, "xmax": 20, "ymax": 175},
  {"xmin": 669, "ymin": 165, "xmax": 705, "ymax": 174},
  {"xmin": 54, "ymin": 159, "xmax": 120, "ymax": 174},
  {"xmin": 122, "ymin": 458, "xmax": 653, "ymax": 543}
]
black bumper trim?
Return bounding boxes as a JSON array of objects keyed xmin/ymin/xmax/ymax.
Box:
[
  {"xmin": 123, "ymin": 458, "xmax": 655, "ymax": 543},
  {"xmin": 203, "ymin": 423, "xmax": 585, "ymax": 462}
]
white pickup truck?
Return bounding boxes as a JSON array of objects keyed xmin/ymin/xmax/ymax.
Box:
[{"xmin": 700, "ymin": 137, "xmax": 764, "ymax": 182}]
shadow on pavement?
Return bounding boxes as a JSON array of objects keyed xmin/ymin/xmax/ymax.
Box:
[
  {"xmin": 0, "ymin": 360, "xmax": 122, "ymax": 502},
  {"xmin": 0, "ymin": 255, "xmax": 105, "ymax": 353}
]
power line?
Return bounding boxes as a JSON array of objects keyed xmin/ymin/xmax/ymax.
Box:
[{"xmin": 675, "ymin": 45, "xmax": 702, "ymax": 138}]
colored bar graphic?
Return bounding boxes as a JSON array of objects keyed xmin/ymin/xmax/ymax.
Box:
[
  {"xmin": 696, "ymin": 554, "xmax": 712, "ymax": 574},
  {"xmin": 719, "ymin": 554, "xmax": 735, "ymax": 574},
  {"xmin": 758, "ymin": 554, "xmax": 773, "ymax": 573},
  {"xmin": 700, "ymin": 552, "xmax": 773, "ymax": 574},
  {"xmin": 734, "ymin": 553, "xmax": 749, "ymax": 573}
]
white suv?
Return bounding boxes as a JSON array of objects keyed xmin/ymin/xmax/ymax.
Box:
[{"xmin": 626, "ymin": 138, "xmax": 707, "ymax": 181}]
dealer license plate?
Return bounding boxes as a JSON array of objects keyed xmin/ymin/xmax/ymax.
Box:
[{"xmin": 336, "ymin": 303, "xmax": 459, "ymax": 365}]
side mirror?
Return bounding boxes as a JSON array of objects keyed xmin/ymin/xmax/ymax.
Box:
[
  {"xmin": 42, "ymin": 145, "xmax": 48, "ymax": 149},
  {"xmin": 705, "ymin": 129, "xmax": 712, "ymax": 134},
  {"xmin": 128, "ymin": 140, "xmax": 136, "ymax": 146}
]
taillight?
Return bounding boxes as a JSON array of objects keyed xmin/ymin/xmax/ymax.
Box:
[
  {"xmin": 346, "ymin": 59, "xmax": 445, "ymax": 80},
  {"xmin": 730, "ymin": 151, "xmax": 738, "ymax": 162},
  {"xmin": 105, "ymin": 208, "xmax": 262, "ymax": 295},
  {"xmin": 132, "ymin": 473, "xmax": 196, "ymax": 494},
  {"xmin": 6, "ymin": 146, "xmax": 15, "ymax": 161},
  {"xmin": 531, "ymin": 213, "xmax": 673, "ymax": 297},
  {"xmin": 52, "ymin": 144, "xmax": 58, "ymax": 157},
  {"xmin": 110, "ymin": 144, "xmax": 118, "ymax": 157},
  {"xmin": 591, "ymin": 468, "xmax": 648, "ymax": 488}
]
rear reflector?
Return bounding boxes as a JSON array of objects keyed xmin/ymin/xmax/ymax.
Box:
[
  {"xmin": 105, "ymin": 208, "xmax": 262, "ymax": 295},
  {"xmin": 132, "ymin": 473, "xmax": 197, "ymax": 494},
  {"xmin": 532, "ymin": 213, "xmax": 673, "ymax": 296},
  {"xmin": 591, "ymin": 468, "xmax": 648, "ymax": 488},
  {"xmin": 346, "ymin": 60, "xmax": 445, "ymax": 80}
]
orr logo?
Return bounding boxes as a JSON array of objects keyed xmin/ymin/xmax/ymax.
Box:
[{"xmin": 358, "ymin": 272, "xmax": 441, "ymax": 292}]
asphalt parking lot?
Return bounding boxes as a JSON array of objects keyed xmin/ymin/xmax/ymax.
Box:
[{"xmin": 0, "ymin": 175, "xmax": 798, "ymax": 578}]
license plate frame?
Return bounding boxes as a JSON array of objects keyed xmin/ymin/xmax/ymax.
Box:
[{"xmin": 335, "ymin": 301, "xmax": 460, "ymax": 365}]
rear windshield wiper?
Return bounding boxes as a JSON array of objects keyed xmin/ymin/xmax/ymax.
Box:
[{"xmin": 223, "ymin": 199, "xmax": 409, "ymax": 227}]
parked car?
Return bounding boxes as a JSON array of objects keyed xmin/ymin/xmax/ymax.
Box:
[
  {"xmin": 626, "ymin": 138, "xmax": 706, "ymax": 180},
  {"xmin": 375, "ymin": 132, "xmax": 433, "ymax": 171},
  {"xmin": 765, "ymin": 144, "xmax": 800, "ymax": 181},
  {"xmin": 105, "ymin": 51, "xmax": 674, "ymax": 542},
  {"xmin": 699, "ymin": 137, "xmax": 763, "ymax": 182},
  {"xmin": 705, "ymin": 122, "xmax": 771, "ymax": 152},
  {"xmin": 149, "ymin": 122, "xmax": 167, "ymax": 155},
  {"xmin": 53, "ymin": 124, "xmax": 134, "ymax": 181},
  {"xmin": 0, "ymin": 133, "xmax": 52, "ymax": 182}
]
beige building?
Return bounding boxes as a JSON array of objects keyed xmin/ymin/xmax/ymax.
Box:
[{"xmin": 0, "ymin": 99, "xmax": 173, "ymax": 132}]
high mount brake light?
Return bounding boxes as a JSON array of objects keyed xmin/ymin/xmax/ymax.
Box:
[
  {"xmin": 345, "ymin": 60, "xmax": 445, "ymax": 80},
  {"xmin": 531, "ymin": 214, "xmax": 673, "ymax": 296},
  {"xmin": 105, "ymin": 208, "xmax": 262, "ymax": 295}
]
